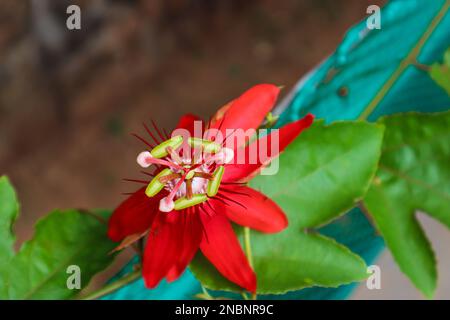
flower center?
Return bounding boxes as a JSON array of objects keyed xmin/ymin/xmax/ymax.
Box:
[{"xmin": 137, "ymin": 136, "xmax": 233, "ymax": 212}]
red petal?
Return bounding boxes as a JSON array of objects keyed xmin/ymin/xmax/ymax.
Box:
[
  {"xmin": 199, "ymin": 213, "xmax": 256, "ymax": 292},
  {"xmin": 213, "ymin": 185, "xmax": 287, "ymax": 233},
  {"xmin": 166, "ymin": 211, "xmax": 203, "ymax": 282},
  {"xmin": 175, "ymin": 113, "xmax": 203, "ymax": 137},
  {"xmin": 210, "ymin": 84, "xmax": 280, "ymax": 141},
  {"xmin": 143, "ymin": 211, "xmax": 202, "ymax": 288},
  {"xmin": 107, "ymin": 188, "xmax": 160, "ymax": 242},
  {"xmin": 223, "ymin": 114, "xmax": 314, "ymax": 182}
]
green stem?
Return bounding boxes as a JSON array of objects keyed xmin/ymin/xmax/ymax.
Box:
[
  {"xmin": 358, "ymin": 1, "xmax": 449, "ymax": 120},
  {"xmin": 243, "ymin": 227, "xmax": 254, "ymax": 268},
  {"xmin": 358, "ymin": 201, "xmax": 379, "ymax": 235},
  {"xmin": 243, "ymin": 227, "xmax": 257, "ymax": 300},
  {"xmin": 78, "ymin": 269, "xmax": 141, "ymax": 300}
]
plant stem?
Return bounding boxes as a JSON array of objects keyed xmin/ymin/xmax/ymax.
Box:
[
  {"xmin": 358, "ymin": 202, "xmax": 379, "ymax": 235},
  {"xmin": 413, "ymin": 62, "xmax": 430, "ymax": 71},
  {"xmin": 243, "ymin": 227, "xmax": 253, "ymax": 268},
  {"xmin": 79, "ymin": 269, "xmax": 141, "ymax": 300},
  {"xmin": 243, "ymin": 227, "xmax": 257, "ymax": 300}
]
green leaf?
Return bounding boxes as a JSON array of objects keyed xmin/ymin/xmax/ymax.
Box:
[
  {"xmin": 191, "ymin": 120, "xmax": 384, "ymax": 294},
  {"xmin": 191, "ymin": 228, "xmax": 368, "ymax": 294},
  {"xmin": 0, "ymin": 176, "xmax": 116, "ymax": 299},
  {"xmin": 0, "ymin": 176, "xmax": 20, "ymax": 297},
  {"xmin": 429, "ymin": 48, "xmax": 450, "ymax": 96},
  {"xmin": 254, "ymin": 120, "xmax": 385, "ymax": 229},
  {"xmin": 0, "ymin": 176, "xmax": 19, "ymax": 262},
  {"xmin": 363, "ymin": 111, "xmax": 450, "ymax": 298},
  {"xmin": 4, "ymin": 209, "xmax": 116, "ymax": 299}
]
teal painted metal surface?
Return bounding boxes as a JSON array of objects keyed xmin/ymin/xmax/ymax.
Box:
[{"xmin": 103, "ymin": 0, "xmax": 450, "ymax": 300}]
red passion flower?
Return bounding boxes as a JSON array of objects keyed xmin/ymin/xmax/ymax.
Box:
[{"xmin": 108, "ymin": 84, "xmax": 314, "ymax": 292}]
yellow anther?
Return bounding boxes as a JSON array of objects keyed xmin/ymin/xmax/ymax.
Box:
[
  {"xmin": 207, "ymin": 166, "xmax": 225, "ymax": 197},
  {"xmin": 150, "ymin": 136, "xmax": 183, "ymax": 159},
  {"xmin": 145, "ymin": 168, "xmax": 173, "ymax": 197},
  {"xmin": 174, "ymin": 194, "xmax": 208, "ymax": 210},
  {"xmin": 188, "ymin": 137, "xmax": 221, "ymax": 154}
]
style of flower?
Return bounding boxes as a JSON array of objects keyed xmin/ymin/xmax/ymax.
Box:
[{"xmin": 108, "ymin": 84, "xmax": 314, "ymax": 292}]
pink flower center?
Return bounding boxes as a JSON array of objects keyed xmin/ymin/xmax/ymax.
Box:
[{"xmin": 137, "ymin": 136, "xmax": 233, "ymax": 212}]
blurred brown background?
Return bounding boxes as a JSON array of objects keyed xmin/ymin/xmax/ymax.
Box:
[{"xmin": 8, "ymin": 0, "xmax": 447, "ymax": 299}]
